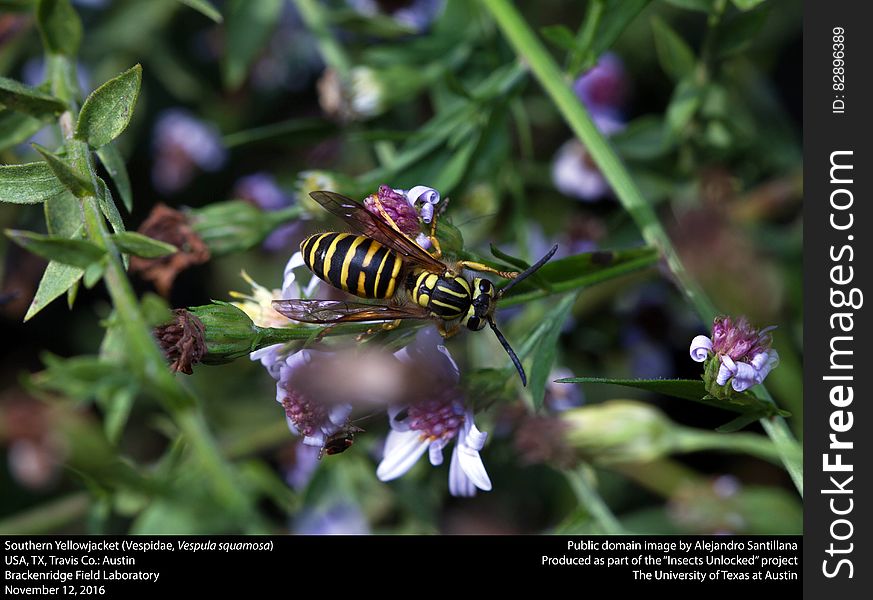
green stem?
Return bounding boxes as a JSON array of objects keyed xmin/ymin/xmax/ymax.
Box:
[
  {"xmin": 293, "ymin": 0, "xmax": 352, "ymax": 77},
  {"xmin": 612, "ymin": 459, "xmax": 701, "ymax": 498},
  {"xmin": 0, "ymin": 493, "xmax": 90, "ymax": 535},
  {"xmin": 566, "ymin": 467, "xmax": 626, "ymax": 534},
  {"xmin": 49, "ymin": 54, "xmax": 253, "ymax": 518},
  {"xmin": 482, "ymin": 0, "xmax": 803, "ymax": 496},
  {"xmin": 674, "ymin": 428, "xmax": 783, "ymax": 465}
]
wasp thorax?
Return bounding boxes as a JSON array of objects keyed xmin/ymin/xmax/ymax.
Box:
[{"xmin": 464, "ymin": 278, "xmax": 495, "ymax": 331}]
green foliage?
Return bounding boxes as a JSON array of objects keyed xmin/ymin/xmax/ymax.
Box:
[
  {"xmin": 6, "ymin": 229, "xmax": 105, "ymax": 268},
  {"xmin": 651, "ymin": 16, "xmax": 696, "ymax": 81},
  {"xmin": 528, "ymin": 294, "xmax": 577, "ymax": 408},
  {"xmin": 96, "ymin": 144, "xmax": 133, "ymax": 212},
  {"xmin": 223, "ymin": 0, "xmax": 283, "ymax": 89},
  {"xmin": 0, "ymin": 162, "xmax": 66, "ymax": 204},
  {"xmin": 36, "ymin": 0, "xmax": 83, "ymax": 57},
  {"xmin": 32, "ymin": 143, "xmax": 95, "ymax": 197},
  {"xmin": 556, "ymin": 377, "xmax": 791, "ymax": 423},
  {"xmin": 177, "ymin": 0, "xmax": 223, "ymax": 23},
  {"xmin": 0, "ymin": 76, "xmax": 66, "ymax": 117},
  {"xmin": 0, "ymin": 111, "xmax": 46, "ymax": 152},
  {"xmin": 75, "ymin": 65, "xmax": 142, "ymax": 148},
  {"xmin": 111, "ymin": 232, "xmax": 177, "ymax": 258}
]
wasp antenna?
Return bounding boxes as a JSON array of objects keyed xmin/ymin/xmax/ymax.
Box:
[
  {"xmin": 499, "ymin": 244, "xmax": 558, "ymax": 297},
  {"xmin": 488, "ymin": 318, "xmax": 527, "ymax": 386}
]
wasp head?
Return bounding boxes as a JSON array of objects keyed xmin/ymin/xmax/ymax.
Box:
[{"xmin": 464, "ymin": 278, "xmax": 496, "ymax": 331}]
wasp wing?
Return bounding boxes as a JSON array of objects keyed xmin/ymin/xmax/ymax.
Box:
[
  {"xmin": 272, "ymin": 299, "xmax": 432, "ymax": 324},
  {"xmin": 309, "ymin": 190, "xmax": 447, "ymax": 274}
]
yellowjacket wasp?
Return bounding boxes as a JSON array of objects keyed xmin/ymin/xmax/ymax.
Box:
[{"xmin": 272, "ymin": 191, "xmax": 557, "ymax": 385}]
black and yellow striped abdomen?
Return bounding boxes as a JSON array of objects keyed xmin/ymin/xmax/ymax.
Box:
[
  {"xmin": 301, "ymin": 232, "xmax": 403, "ymax": 299},
  {"xmin": 406, "ymin": 269, "xmax": 472, "ymax": 321}
]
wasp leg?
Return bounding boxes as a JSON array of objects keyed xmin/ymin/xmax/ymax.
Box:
[
  {"xmin": 427, "ymin": 212, "xmax": 443, "ymax": 259},
  {"xmin": 456, "ymin": 260, "xmax": 518, "ymax": 280},
  {"xmin": 437, "ymin": 321, "xmax": 462, "ymax": 339},
  {"xmin": 355, "ymin": 320, "xmax": 402, "ymax": 341},
  {"xmin": 312, "ymin": 324, "xmax": 338, "ymax": 343}
]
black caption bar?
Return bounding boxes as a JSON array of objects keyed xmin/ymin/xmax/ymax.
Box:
[
  {"xmin": 803, "ymin": 1, "xmax": 872, "ymax": 598},
  {"xmin": 2, "ymin": 535, "xmax": 800, "ymax": 595}
]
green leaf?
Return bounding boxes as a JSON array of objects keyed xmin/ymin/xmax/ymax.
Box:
[
  {"xmin": 32, "ymin": 143, "xmax": 94, "ymax": 197},
  {"xmin": 6, "ymin": 229, "xmax": 105, "ymax": 269},
  {"xmin": 540, "ymin": 25, "xmax": 578, "ymax": 51},
  {"xmin": 177, "ymin": 0, "xmax": 223, "ymax": 22},
  {"xmin": 97, "ymin": 179, "xmax": 125, "ymax": 234},
  {"xmin": 44, "ymin": 189, "xmax": 82, "ymax": 237},
  {"xmin": 25, "ymin": 260, "xmax": 83, "ymax": 321},
  {"xmin": 75, "ymin": 65, "xmax": 142, "ymax": 148},
  {"xmin": 223, "ymin": 0, "xmax": 283, "ymax": 90},
  {"xmin": 717, "ymin": 6, "xmax": 769, "ymax": 57},
  {"xmin": 96, "ymin": 144, "xmax": 133, "ymax": 212},
  {"xmin": 0, "ymin": 0, "xmax": 36, "ymax": 12},
  {"xmin": 111, "ymin": 232, "xmax": 177, "ymax": 258},
  {"xmin": 36, "ymin": 0, "xmax": 83, "ymax": 57},
  {"xmin": 0, "ymin": 162, "xmax": 65, "ymax": 204},
  {"xmin": 140, "ymin": 293, "xmax": 172, "ymax": 326},
  {"xmin": 529, "ymin": 293, "xmax": 577, "ymax": 408},
  {"xmin": 556, "ymin": 377, "xmax": 791, "ymax": 419},
  {"xmin": 661, "ymin": 0, "xmax": 715, "ymax": 11},
  {"xmin": 0, "ymin": 76, "xmax": 67, "ymax": 117},
  {"xmin": 731, "ymin": 0, "xmax": 766, "ymax": 10},
  {"xmin": 611, "ymin": 115, "xmax": 672, "ymax": 159},
  {"xmin": 665, "ymin": 78, "xmax": 702, "ymax": 134},
  {"xmin": 590, "ymin": 0, "xmax": 652, "ymax": 58},
  {"xmin": 83, "ymin": 258, "xmax": 107, "ymax": 288},
  {"xmin": 0, "ymin": 110, "xmax": 46, "ymax": 152},
  {"xmin": 499, "ymin": 247, "xmax": 659, "ymax": 306},
  {"xmin": 651, "ymin": 16, "xmax": 696, "ymax": 81}
]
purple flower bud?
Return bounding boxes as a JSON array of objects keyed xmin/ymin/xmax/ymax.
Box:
[
  {"xmin": 234, "ymin": 173, "xmax": 291, "ymax": 212},
  {"xmin": 152, "ymin": 109, "xmax": 226, "ymax": 194},
  {"xmin": 573, "ymin": 53, "xmax": 628, "ymax": 116},
  {"xmin": 364, "ymin": 184, "xmax": 422, "ymax": 238},
  {"xmin": 702, "ymin": 316, "xmax": 779, "ymax": 392},
  {"xmin": 346, "ymin": 0, "xmax": 445, "ymax": 33}
]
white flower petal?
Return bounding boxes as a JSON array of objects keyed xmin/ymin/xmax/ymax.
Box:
[
  {"xmin": 407, "ymin": 185, "xmax": 440, "ymax": 206},
  {"xmin": 376, "ymin": 430, "xmax": 429, "ymax": 481},
  {"xmin": 456, "ymin": 442, "xmax": 492, "ymax": 492},
  {"xmin": 689, "ymin": 335, "xmax": 713, "ymax": 362},
  {"xmin": 303, "ymin": 433, "xmax": 325, "ymax": 447},
  {"xmin": 464, "ymin": 415, "xmax": 488, "ymax": 451},
  {"xmin": 716, "ymin": 355, "xmax": 736, "ymax": 386},
  {"xmin": 429, "ymin": 442, "xmax": 444, "ymax": 466},
  {"xmin": 731, "ymin": 362, "xmax": 758, "ymax": 392},
  {"xmin": 328, "ymin": 404, "xmax": 353, "ymax": 427},
  {"xmin": 448, "ymin": 444, "xmax": 476, "ymax": 497},
  {"xmin": 387, "ymin": 405, "xmax": 412, "ymax": 432}
]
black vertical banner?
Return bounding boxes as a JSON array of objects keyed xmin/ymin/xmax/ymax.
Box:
[{"xmin": 803, "ymin": 2, "xmax": 871, "ymax": 598}]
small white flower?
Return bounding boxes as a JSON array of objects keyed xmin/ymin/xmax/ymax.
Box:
[{"xmin": 376, "ymin": 329, "xmax": 492, "ymax": 497}]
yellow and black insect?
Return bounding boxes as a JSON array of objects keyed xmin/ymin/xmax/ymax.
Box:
[{"xmin": 273, "ymin": 191, "xmax": 557, "ymax": 386}]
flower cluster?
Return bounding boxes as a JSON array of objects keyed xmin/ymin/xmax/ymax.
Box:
[
  {"xmin": 240, "ymin": 184, "xmax": 490, "ymax": 497},
  {"xmin": 552, "ymin": 53, "xmax": 628, "ymax": 202},
  {"xmin": 690, "ymin": 316, "xmax": 779, "ymax": 393},
  {"xmin": 363, "ymin": 184, "xmax": 440, "ymax": 248}
]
